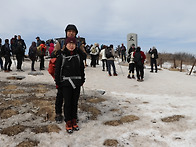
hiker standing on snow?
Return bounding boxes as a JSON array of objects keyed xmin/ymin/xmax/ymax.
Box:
[
  {"xmin": 48, "ymin": 40, "xmax": 54, "ymax": 56},
  {"xmin": 127, "ymin": 44, "xmax": 136, "ymax": 79},
  {"xmin": 55, "ymin": 37, "xmax": 85, "ymax": 134},
  {"xmin": 10, "ymin": 35, "xmax": 17, "ymax": 55},
  {"xmin": 0, "ymin": 38, "xmax": 4, "ymax": 71},
  {"xmin": 106, "ymin": 44, "xmax": 118, "ymax": 76},
  {"xmin": 80, "ymin": 41, "xmax": 88, "ymax": 67},
  {"xmin": 28, "ymin": 42, "xmax": 37, "ymax": 71},
  {"xmin": 133, "ymin": 46, "xmax": 146, "ymax": 81},
  {"xmin": 37, "ymin": 41, "xmax": 46, "ymax": 70},
  {"xmin": 121, "ymin": 43, "xmax": 126, "ymax": 62},
  {"xmin": 15, "ymin": 35, "xmax": 26, "ymax": 71},
  {"xmin": 2, "ymin": 39, "xmax": 12, "ymax": 72},
  {"xmin": 50, "ymin": 24, "xmax": 82, "ymax": 124},
  {"xmin": 90, "ymin": 43, "xmax": 99, "ymax": 67},
  {"xmin": 100, "ymin": 45, "xmax": 108, "ymax": 71},
  {"xmin": 96, "ymin": 43, "xmax": 100, "ymax": 65},
  {"xmin": 149, "ymin": 46, "xmax": 158, "ymax": 73}
]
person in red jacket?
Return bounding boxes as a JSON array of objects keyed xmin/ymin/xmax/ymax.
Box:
[
  {"xmin": 39, "ymin": 41, "xmax": 46, "ymax": 70},
  {"xmin": 133, "ymin": 46, "xmax": 146, "ymax": 81}
]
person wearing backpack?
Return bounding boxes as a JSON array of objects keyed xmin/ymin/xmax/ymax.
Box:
[
  {"xmin": 15, "ymin": 35, "xmax": 26, "ymax": 71},
  {"xmin": 28, "ymin": 42, "xmax": 37, "ymax": 71},
  {"xmin": 133, "ymin": 46, "xmax": 146, "ymax": 81},
  {"xmin": 90, "ymin": 43, "xmax": 99, "ymax": 67},
  {"xmin": 149, "ymin": 46, "xmax": 158, "ymax": 73},
  {"xmin": 127, "ymin": 44, "xmax": 136, "ymax": 79},
  {"xmin": 100, "ymin": 45, "xmax": 108, "ymax": 71},
  {"xmin": 106, "ymin": 44, "xmax": 118, "ymax": 76},
  {"xmin": 121, "ymin": 43, "xmax": 126, "ymax": 62},
  {"xmin": 0, "ymin": 38, "xmax": 4, "ymax": 71},
  {"xmin": 2, "ymin": 39, "xmax": 12, "ymax": 72},
  {"xmin": 55, "ymin": 37, "xmax": 85, "ymax": 134},
  {"xmin": 50, "ymin": 24, "xmax": 81, "ymax": 124},
  {"xmin": 37, "ymin": 41, "xmax": 46, "ymax": 70}
]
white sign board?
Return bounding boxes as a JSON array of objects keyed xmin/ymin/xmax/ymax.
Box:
[{"xmin": 127, "ymin": 33, "xmax": 137, "ymax": 50}]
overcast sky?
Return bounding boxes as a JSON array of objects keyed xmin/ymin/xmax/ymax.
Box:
[{"xmin": 1, "ymin": 0, "xmax": 196, "ymax": 55}]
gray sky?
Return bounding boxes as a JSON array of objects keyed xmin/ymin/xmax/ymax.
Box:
[{"xmin": 1, "ymin": 0, "xmax": 196, "ymax": 55}]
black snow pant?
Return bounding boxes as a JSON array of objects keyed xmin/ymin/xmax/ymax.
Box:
[
  {"xmin": 16, "ymin": 54, "xmax": 23, "ymax": 70},
  {"xmin": 62, "ymin": 86, "xmax": 81, "ymax": 122},
  {"xmin": 4, "ymin": 56, "xmax": 12, "ymax": 70},
  {"xmin": 0, "ymin": 57, "xmax": 3, "ymax": 70},
  {"xmin": 91, "ymin": 55, "xmax": 97, "ymax": 67},
  {"xmin": 39, "ymin": 55, "xmax": 45, "ymax": 70},
  {"xmin": 128, "ymin": 63, "xmax": 135, "ymax": 74},
  {"xmin": 31, "ymin": 60, "xmax": 36, "ymax": 71},
  {"xmin": 55, "ymin": 88, "xmax": 64, "ymax": 115},
  {"xmin": 135, "ymin": 64, "xmax": 144, "ymax": 80},
  {"xmin": 150, "ymin": 58, "xmax": 157, "ymax": 72}
]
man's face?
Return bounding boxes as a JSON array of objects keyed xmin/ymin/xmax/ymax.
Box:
[
  {"xmin": 67, "ymin": 30, "xmax": 76, "ymax": 37},
  {"xmin": 18, "ymin": 35, "xmax": 21, "ymax": 40}
]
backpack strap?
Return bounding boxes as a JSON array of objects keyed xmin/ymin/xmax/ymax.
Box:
[{"xmin": 60, "ymin": 54, "xmax": 81, "ymax": 89}]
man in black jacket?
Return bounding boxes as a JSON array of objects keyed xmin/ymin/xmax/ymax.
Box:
[
  {"xmin": 2, "ymin": 39, "xmax": 12, "ymax": 72},
  {"xmin": 148, "ymin": 46, "xmax": 158, "ymax": 73},
  {"xmin": 51, "ymin": 24, "xmax": 82, "ymax": 124},
  {"xmin": 15, "ymin": 35, "xmax": 26, "ymax": 71}
]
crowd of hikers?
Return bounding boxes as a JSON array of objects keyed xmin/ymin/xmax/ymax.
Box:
[{"xmin": 0, "ymin": 24, "xmax": 159, "ymax": 134}]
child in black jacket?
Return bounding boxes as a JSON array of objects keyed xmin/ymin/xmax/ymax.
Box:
[{"xmin": 55, "ymin": 37, "xmax": 85, "ymax": 133}]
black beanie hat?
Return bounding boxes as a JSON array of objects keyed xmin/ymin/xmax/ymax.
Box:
[{"xmin": 65, "ymin": 24, "xmax": 78, "ymax": 35}]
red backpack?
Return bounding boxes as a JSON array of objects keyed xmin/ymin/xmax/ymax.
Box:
[{"xmin": 48, "ymin": 58, "xmax": 57, "ymax": 79}]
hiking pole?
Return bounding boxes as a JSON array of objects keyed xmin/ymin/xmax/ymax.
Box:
[{"xmin": 116, "ymin": 57, "xmax": 124, "ymax": 76}]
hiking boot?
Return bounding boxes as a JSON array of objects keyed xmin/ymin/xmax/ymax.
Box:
[
  {"xmin": 113, "ymin": 73, "xmax": 118, "ymax": 76},
  {"xmin": 127, "ymin": 75, "xmax": 131, "ymax": 79},
  {"xmin": 66, "ymin": 121, "xmax": 73, "ymax": 134},
  {"xmin": 55, "ymin": 114, "xmax": 63, "ymax": 124},
  {"xmin": 72, "ymin": 119, "xmax": 79, "ymax": 131}
]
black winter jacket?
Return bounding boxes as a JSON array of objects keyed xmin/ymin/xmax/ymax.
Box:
[{"xmin": 55, "ymin": 47, "xmax": 85, "ymax": 88}]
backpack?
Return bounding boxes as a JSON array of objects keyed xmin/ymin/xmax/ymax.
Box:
[
  {"xmin": 48, "ymin": 58, "xmax": 57, "ymax": 79},
  {"xmin": 0, "ymin": 45, "xmax": 6, "ymax": 57},
  {"xmin": 91, "ymin": 46, "xmax": 97, "ymax": 54},
  {"xmin": 134, "ymin": 51, "xmax": 142, "ymax": 66},
  {"xmin": 105, "ymin": 47, "xmax": 113, "ymax": 58},
  {"xmin": 37, "ymin": 44, "xmax": 46, "ymax": 56},
  {"xmin": 28, "ymin": 48, "xmax": 34, "ymax": 57}
]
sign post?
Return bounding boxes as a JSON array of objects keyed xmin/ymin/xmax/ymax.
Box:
[{"xmin": 127, "ymin": 33, "xmax": 137, "ymax": 50}]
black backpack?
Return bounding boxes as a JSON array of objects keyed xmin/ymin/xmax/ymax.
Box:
[
  {"xmin": 134, "ymin": 51, "xmax": 142, "ymax": 66},
  {"xmin": 0, "ymin": 45, "xmax": 6, "ymax": 57},
  {"xmin": 105, "ymin": 47, "xmax": 114, "ymax": 58}
]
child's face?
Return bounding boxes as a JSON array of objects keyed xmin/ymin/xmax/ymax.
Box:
[{"xmin": 66, "ymin": 43, "xmax": 76, "ymax": 51}]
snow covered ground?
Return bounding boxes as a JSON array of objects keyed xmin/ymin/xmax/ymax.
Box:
[{"xmin": 0, "ymin": 58, "xmax": 196, "ymax": 147}]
